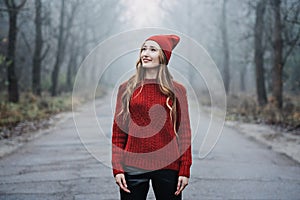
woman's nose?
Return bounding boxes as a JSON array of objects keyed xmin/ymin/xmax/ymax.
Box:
[{"xmin": 141, "ymin": 49, "xmax": 149, "ymax": 57}]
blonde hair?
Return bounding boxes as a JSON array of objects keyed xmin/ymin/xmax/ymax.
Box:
[{"xmin": 118, "ymin": 44, "xmax": 178, "ymax": 136}]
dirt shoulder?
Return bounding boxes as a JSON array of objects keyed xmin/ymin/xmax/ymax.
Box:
[
  {"xmin": 226, "ymin": 120, "xmax": 300, "ymax": 163},
  {"xmin": 0, "ymin": 112, "xmax": 74, "ymax": 158}
]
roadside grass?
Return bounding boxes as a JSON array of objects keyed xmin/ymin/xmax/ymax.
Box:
[
  {"xmin": 198, "ymin": 91, "xmax": 300, "ymax": 131},
  {"xmin": 225, "ymin": 94, "xmax": 300, "ymax": 130},
  {"xmin": 1, "ymin": 92, "xmax": 72, "ymax": 128},
  {"xmin": 0, "ymin": 87, "xmax": 106, "ymax": 139}
]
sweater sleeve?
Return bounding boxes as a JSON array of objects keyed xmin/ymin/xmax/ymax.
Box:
[
  {"xmin": 176, "ymin": 84, "xmax": 192, "ymax": 178},
  {"xmin": 111, "ymin": 83, "xmax": 128, "ymax": 176}
]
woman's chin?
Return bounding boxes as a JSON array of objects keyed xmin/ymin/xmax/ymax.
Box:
[{"xmin": 142, "ymin": 64, "xmax": 160, "ymax": 69}]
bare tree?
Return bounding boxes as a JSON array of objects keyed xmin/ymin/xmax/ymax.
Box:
[
  {"xmin": 271, "ymin": 0, "xmax": 283, "ymax": 108},
  {"xmin": 32, "ymin": 0, "xmax": 47, "ymax": 95},
  {"xmin": 51, "ymin": 0, "xmax": 65, "ymax": 96},
  {"xmin": 65, "ymin": 33, "xmax": 79, "ymax": 91},
  {"xmin": 221, "ymin": 0, "xmax": 230, "ymax": 94},
  {"xmin": 282, "ymin": 1, "xmax": 300, "ymax": 93},
  {"xmin": 4, "ymin": 0, "xmax": 27, "ymax": 102},
  {"xmin": 51, "ymin": 0, "xmax": 81, "ymax": 96},
  {"xmin": 260, "ymin": 0, "xmax": 300, "ymax": 108},
  {"xmin": 282, "ymin": 0, "xmax": 300, "ymax": 66},
  {"xmin": 254, "ymin": 0, "xmax": 267, "ymax": 106}
]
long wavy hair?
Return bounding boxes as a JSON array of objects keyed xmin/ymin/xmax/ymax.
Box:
[{"xmin": 118, "ymin": 43, "xmax": 178, "ymax": 136}]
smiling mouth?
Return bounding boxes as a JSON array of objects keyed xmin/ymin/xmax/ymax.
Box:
[{"xmin": 142, "ymin": 57, "xmax": 152, "ymax": 62}]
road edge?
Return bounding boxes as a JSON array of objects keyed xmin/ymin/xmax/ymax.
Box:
[
  {"xmin": 225, "ymin": 120, "xmax": 300, "ymax": 164},
  {"xmin": 0, "ymin": 111, "xmax": 74, "ymax": 159}
]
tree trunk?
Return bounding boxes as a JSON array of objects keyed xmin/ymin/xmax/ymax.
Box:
[
  {"xmin": 66, "ymin": 50, "xmax": 74, "ymax": 92},
  {"xmin": 240, "ymin": 66, "xmax": 246, "ymax": 92},
  {"xmin": 254, "ymin": 0, "xmax": 267, "ymax": 106},
  {"xmin": 32, "ymin": 0, "xmax": 42, "ymax": 95},
  {"xmin": 221, "ymin": 0, "xmax": 230, "ymax": 94},
  {"xmin": 4, "ymin": 0, "xmax": 27, "ymax": 102},
  {"xmin": 66, "ymin": 43, "xmax": 79, "ymax": 91},
  {"xmin": 272, "ymin": 0, "xmax": 283, "ymax": 109},
  {"xmin": 6, "ymin": 10, "xmax": 19, "ymax": 102},
  {"xmin": 51, "ymin": 0, "xmax": 65, "ymax": 96}
]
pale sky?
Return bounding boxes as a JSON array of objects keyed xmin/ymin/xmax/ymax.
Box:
[{"xmin": 120, "ymin": 0, "xmax": 167, "ymax": 28}]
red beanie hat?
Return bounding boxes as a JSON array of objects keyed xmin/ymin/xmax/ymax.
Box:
[{"xmin": 146, "ymin": 34, "xmax": 180, "ymax": 65}]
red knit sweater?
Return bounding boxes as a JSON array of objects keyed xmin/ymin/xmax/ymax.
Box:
[{"xmin": 112, "ymin": 79, "xmax": 192, "ymax": 177}]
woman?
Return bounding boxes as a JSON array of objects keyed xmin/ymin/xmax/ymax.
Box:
[{"xmin": 112, "ymin": 34, "xmax": 192, "ymax": 200}]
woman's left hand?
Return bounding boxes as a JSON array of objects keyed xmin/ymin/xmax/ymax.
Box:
[{"xmin": 175, "ymin": 176, "xmax": 189, "ymax": 196}]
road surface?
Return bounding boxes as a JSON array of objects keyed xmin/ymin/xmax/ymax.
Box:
[{"xmin": 0, "ymin": 94, "xmax": 300, "ymax": 200}]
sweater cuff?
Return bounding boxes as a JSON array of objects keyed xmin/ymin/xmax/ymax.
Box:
[
  {"xmin": 178, "ymin": 164, "xmax": 191, "ymax": 178},
  {"xmin": 113, "ymin": 168, "xmax": 125, "ymax": 177},
  {"xmin": 112, "ymin": 162, "xmax": 124, "ymax": 176}
]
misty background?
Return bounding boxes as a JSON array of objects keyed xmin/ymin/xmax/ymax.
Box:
[{"xmin": 0, "ymin": 0, "xmax": 300, "ymax": 131}]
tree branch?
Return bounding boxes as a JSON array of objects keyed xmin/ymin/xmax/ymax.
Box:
[
  {"xmin": 4, "ymin": 0, "xmax": 13, "ymax": 8},
  {"xmin": 16, "ymin": 0, "xmax": 27, "ymax": 10},
  {"xmin": 41, "ymin": 43, "xmax": 50, "ymax": 61},
  {"xmin": 283, "ymin": 27, "xmax": 300, "ymax": 66},
  {"xmin": 19, "ymin": 30, "xmax": 31, "ymax": 54},
  {"xmin": 4, "ymin": 0, "xmax": 26, "ymax": 9},
  {"xmin": 285, "ymin": 19, "xmax": 300, "ymax": 25}
]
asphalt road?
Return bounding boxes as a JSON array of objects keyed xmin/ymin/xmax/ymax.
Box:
[{"xmin": 0, "ymin": 94, "xmax": 300, "ymax": 200}]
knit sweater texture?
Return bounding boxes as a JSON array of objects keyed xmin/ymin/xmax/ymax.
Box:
[{"xmin": 112, "ymin": 79, "xmax": 192, "ymax": 177}]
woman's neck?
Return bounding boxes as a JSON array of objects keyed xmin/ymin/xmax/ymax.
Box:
[{"xmin": 144, "ymin": 68, "xmax": 159, "ymax": 79}]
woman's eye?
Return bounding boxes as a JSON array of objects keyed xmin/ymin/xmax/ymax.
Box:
[
  {"xmin": 151, "ymin": 48, "xmax": 157, "ymax": 52},
  {"xmin": 141, "ymin": 48, "xmax": 146, "ymax": 51}
]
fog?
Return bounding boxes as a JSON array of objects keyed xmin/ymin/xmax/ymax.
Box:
[{"xmin": 0, "ymin": 0, "xmax": 299, "ymax": 106}]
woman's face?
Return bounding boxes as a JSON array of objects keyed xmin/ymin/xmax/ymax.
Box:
[{"xmin": 140, "ymin": 40, "xmax": 161, "ymax": 69}]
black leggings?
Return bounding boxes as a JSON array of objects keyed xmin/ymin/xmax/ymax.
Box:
[{"xmin": 120, "ymin": 169, "xmax": 182, "ymax": 200}]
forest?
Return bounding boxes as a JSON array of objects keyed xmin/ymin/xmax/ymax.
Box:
[{"xmin": 0, "ymin": 0, "xmax": 299, "ymax": 138}]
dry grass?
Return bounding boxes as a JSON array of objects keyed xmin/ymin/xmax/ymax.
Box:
[
  {"xmin": 0, "ymin": 87, "xmax": 107, "ymax": 139},
  {"xmin": 0, "ymin": 86, "xmax": 107, "ymax": 130},
  {"xmin": 0, "ymin": 92, "xmax": 72, "ymax": 128},
  {"xmin": 226, "ymin": 94, "xmax": 300, "ymax": 129}
]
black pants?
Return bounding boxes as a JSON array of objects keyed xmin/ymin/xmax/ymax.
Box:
[{"xmin": 120, "ymin": 168, "xmax": 182, "ymax": 200}]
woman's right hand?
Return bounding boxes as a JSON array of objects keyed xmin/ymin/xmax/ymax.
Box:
[{"xmin": 115, "ymin": 173, "xmax": 131, "ymax": 193}]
